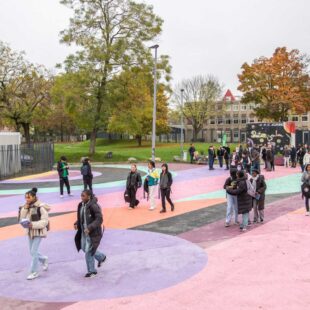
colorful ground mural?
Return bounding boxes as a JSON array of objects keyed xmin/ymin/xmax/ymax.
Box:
[{"xmin": 0, "ymin": 163, "xmax": 309, "ymax": 310}]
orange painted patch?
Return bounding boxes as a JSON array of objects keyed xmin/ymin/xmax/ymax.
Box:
[{"xmin": 0, "ymin": 198, "xmax": 225, "ymax": 241}]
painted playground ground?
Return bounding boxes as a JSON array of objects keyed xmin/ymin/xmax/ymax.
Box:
[{"xmin": 0, "ymin": 163, "xmax": 309, "ymax": 310}]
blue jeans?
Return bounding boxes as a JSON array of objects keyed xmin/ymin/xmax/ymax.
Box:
[
  {"xmin": 209, "ymin": 158, "xmax": 214, "ymax": 169},
  {"xmin": 251, "ymin": 162, "xmax": 260, "ymax": 173},
  {"xmin": 28, "ymin": 237, "xmax": 47, "ymax": 273},
  {"xmin": 226, "ymin": 194, "xmax": 238, "ymax": 224},
  {"xmin": 241, "ymin": 212, "xmax": 249, "ymax": 229},
  {"xmin": 85, "ymin": 250, "xmax": 106, "ymax": 273}
]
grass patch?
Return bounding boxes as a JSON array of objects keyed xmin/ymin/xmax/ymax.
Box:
[{"xmin": 55, "ymin": 139, "xmax": 238, "ymax": 163}]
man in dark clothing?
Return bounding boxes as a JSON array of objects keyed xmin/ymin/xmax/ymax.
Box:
[
  {"xmin": 208, "ymin": 146, "xmax": 216, "ymax": 170},
  {"xmin": 223, "ymin": 145, "xmax": 231, "ymax": 170},
  {"xmin": 297, "ymin": 145, "xmax": 306, "ymax": 172},
  {"xmin": 126, "ymin": 164, "xmax": 142, "ymax": 209},
  {"xmin": 57, "ymin": 156, "xmax": 72, "ymax": 198},
  {"xmin": 290, "ymin": 146, "xmax": 297, "ymax": 168},
  {"xmin": 188, "ymin": 144, "xmax": 196, "ymax": 164},
  {"xmin": 217, "ymin": 146, "xmax": 225, "ymax": 168},
  {"xmin": 81, "ymin": 157, "xmax": 93, "ymax": 193},
  {"xmin": 159, "ymin": 163, "xmax": 174, "ymax": 213},
  {"xmin": 250, "ymin": 148, "xmax": 261, "ymax": 173},
  {"xmin": 74, "ymin": 190, "xmax": 106, "ymax": 278}
]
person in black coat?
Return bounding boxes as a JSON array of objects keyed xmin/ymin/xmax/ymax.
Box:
[
  {"xmin": 291, "ymin": 146, "xmax": 297, "ymax": 168},
  {"xmin": 250, "ymin": 169, "xmax": 267, "ymax": 223},
  {"xmin": 81, "ymin": 157, "xmax": 93, "ymax": 193},
  {"xmin": 188, "ymin": 144, "xmax": 196, "ymax": 164},
  {"xmin": 159, "ymin": 163, "xmax": 174, "ymax": 213},
  {"xmin": 226, "ymin": 170, "xmax": 252, "ymax": 231},
  {"xmin": 223, "ymin": 145, "xmax": 231, "ymax": 170},
  {"xmin": 208, "ymin": 146, "xmax": 216, "ymax": 170},
  {"xmin": 126, "ymin": 164, "xmax": 142, "ymax": 209},
  {"xmin": 217, "ymin": 146, "xmax": 225, "ymax": 168},
  {"xmin": 74, "ymin": 190, "xmax": 106, "ymax": 278}
]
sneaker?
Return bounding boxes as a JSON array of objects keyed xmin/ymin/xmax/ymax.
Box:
[
  {"xmin": 225, "ymin": 223, "xmax": 230, "ymax": 227},
  {"xmin": 128, "ymin": 206, "xmax": 134, "ymax": 210},
  {"xmin": 171, "ymin": 204, "xmax": 175, "ymax": 212},
  {"xmin": 247, "ymin": 221, "xmax": 252, "ymax": 226},
  {"xmin": 149, "ymin": 208, "xmax": 155, "ymax": 211},
  {"xmin": 60, "ymin": 195, "xmax": 64, "ymax": 198},
  {"xmin": 68, "ymin": 193, "xmax": 74, "ymax": 197},
  {"xmin": 242, "ymin": 228, "xmax": 247, "ymax": 232},
  {"xmin": 85, "ymin": 272, "xmax": 97, "ymax": 278},
  {"xmin": 306, "ymin": 212, "xmax": 310, "ymax": 216},
  {"xmin": 42, "ymin": 258, "xmax": 49, "ymax": 271},
  {"xmin": 234, "ymin": 221, "xmax": 240, "ymax": 225},
  {"xmin": 160, "ymin": 209, "xmax": 166, "ymax": 213},
  {"xmin": 98, "ymin": 256, "xmax": 107, "ymax": 268},
  {"xmin": 260, "ymin": 218, "xmax": 264, "ymax": 223},
  {"xmin": 27, "ymin": 272, "xmax": 39, "ymax": 280}
]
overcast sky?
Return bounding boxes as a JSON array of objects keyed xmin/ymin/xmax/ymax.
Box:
[{"xmin": 1, "ymin": 0, "xmax": 310, "ymax": 95}]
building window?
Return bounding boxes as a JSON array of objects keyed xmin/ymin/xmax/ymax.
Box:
[
  {"xmin": 241, "ymin": 119, "xmax": 247, "ymax": 124},
  {"xmin": 226, "ymin": 104, "xmax": 231, "ymax": 111},
  {"xmin": 226, "ymin": 119, "xmax": 231, "ymax": 124},
  {"xmin": 233, "ymin": 131, "xmax": 239, "ymax": 142},
  {"xmin": 233, "ymin": 104, "xmax": 239, "ymax": 111},
  {"xmin": 217, "ymin": 118, "xmax": 223, "ymax": 125},
  {"xmin": 249, "ymin": 104, "xmax": 255, "ymax": 110},
  {"xmin": 210, "ymin": 117, "xmax": 215, "ymax": 125},
  {"xmin": 292, "ymin": 116, "xmax": 299, "ymax": 122},
  {"xmin": 241, "ymin": 104, "xmax": 247, "ymax": 111},
  {"xmin": 302, "ymin": 115, "xmax": 308, "ymax": 122},
  {"xmin": 234, "ymin": 119, "xmax": 239, "ymax": 124},
  {"xmin": 249, "ymin": 119, "xmax": 255, "ymax": 123},
  {"xmin": 225, "ymin": 131, "xmax": 232, "ymax": 143}
]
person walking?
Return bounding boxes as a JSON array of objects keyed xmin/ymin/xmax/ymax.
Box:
[
  {"xmin": 208, "ymin": 146, "xmax": 216, "ymax": 170},
  {"xmin": 297, "ymin": 145, "xmax": 306, "ymax": 172},
  {"xmin": 147, "ymin": 161, "xmax": 160, "ymax": 211},
  {"xmin": 251, "ymin": 147, "xmax": 261, "ymax": 173},
  {"xmin": 217, "ymin": 146, "xmax": 225, "ymax": 168},
  {"xmin": 283, "ymin": 146, "xmax": 291, "ymax": 168},
  {"xmin": 74, "ymin": 190, "xmax": 106, "ymax": 278},
  {"xmin": 18, "ymin": 188, "xmax": 50, "ymax": 280},
  {"xmin": 241, "ymin": 151, "xmax": 251, "ymax": 173},
  {"xmin": 126, "ymin": 164, "xmax": 142, "ymax": 210},
  {"xmin": 188, "ymin": 144, "xmax": 196, "ymax": 164},
  {"xmin": 301, "ymin": 164, "xmax": 310, "ymax": 216},
  {"xmin": 159, "ymin": 164, "xmax": 174, "ymax": 213},
  {"xmin": 81, "ymin": 158, "xmax": 93, "ymax": 193},
  {"xmin": 261, "ymin": 145, "xmax": 267, "ymax": 170},
  {"xmin": 290, "ymin": 145, "xmax": 297, "ymax": 168},
  {"xmin": 226, "ymin": 170, "xmax": 253, "ymax": 232},
  {"xmin": 250, "ymin": 169, "xmax": 267, "ymax": 223},
  {"xmin": 223, "ymin": 168, "xmax": 239, "ymax": 227},
  {"xmin": 57, "ymin": 156, "xmax": 72, "ymax": 198},
  {"xmin": 303, "ymin": 148, "xmax": 310, "ymax": 169},
  {"xmin": 223, "ymin": 146, "xmax": 230, "ymax": 170}
]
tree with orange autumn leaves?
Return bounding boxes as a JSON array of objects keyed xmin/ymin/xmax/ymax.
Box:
[{"xmin": 238, "ymin": 47, "xmax": 310, "ymax": 122}]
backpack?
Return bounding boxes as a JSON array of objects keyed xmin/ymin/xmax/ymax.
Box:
[
  {"xmin": 246, "ymin": 179, "xmax": 256, "ymax": 198},
  {"xmin": 81, "ymin": 165, "xmax": 89, "ymax": 176},
  {"xmin": 302, "ymin": 183, "xmax": 310, "ymax": 198}
]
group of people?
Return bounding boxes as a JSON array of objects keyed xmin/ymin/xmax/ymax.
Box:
[
  {"xmin": 125, "ymin": 161, "xmax": 174, "ymax": 213},
  {"xmin": 283, "ymin": 144, "xmax": 310, "ymax": 171},
  {"xmin": 19, "ymin": 188, "xmax": 106, "ymax": 280},
  {"xmin": 223, "ymin": 168, "xmax": 267, "ymax": 231}
]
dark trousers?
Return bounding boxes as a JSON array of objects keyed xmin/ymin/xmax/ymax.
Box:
[
  {"xmin": 305, "ymin": 197, "xmax": 309, "ymax": 212},
  {"xmin": 190, "ymin": 154, "xmax": 194, "ymax": 164},
  {"xmin": 209, "ymin": 157, "xmax": 214, "ymax": 169},
  {"xmin": 270, "ymin": 160, "xmax": 275, "ymax": 171},
  {"xmin": 60, "ymin": 177, "xmax": 70, "ymax": 195},
  {"xmin": 83, "ymin": 177, "xmax": 93, "ymax": 193},
  {"xmin": 160, "ymin": 188, "xmax": 174, "ymax": 211},
  {"xmin": 128, "ymin": 187, "xmax": 139, "ymax": 208},
  {"xmin": 218, "ymin": 156, "xmax": 223, "ymax": 168},
  {"xmin": 225, "ymin": 158, "xmax": 229, "ymax": 169}
]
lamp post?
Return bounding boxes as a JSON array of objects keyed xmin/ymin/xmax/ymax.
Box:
[
  {"xmin": 150, "ymin": 44, "xmax": 159, "ymax": 162},
  {"xmin": 180, "ymin": 89, "xmax": 184, "ymax": 158}
]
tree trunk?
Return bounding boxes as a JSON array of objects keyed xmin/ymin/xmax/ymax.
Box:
[
  {"xmin": 193, "ymin": 128, "xmax": 199, "ymax": 142},
  {"xmin": 60, "ymin": 122, "xmax": 64, "ymax": 142},
  {"xmin": 89, "ymin": 128, "xmax": 98, "ymax": 155},
  {"xmin": 136, "ymin": 135, "xmax": 142, "ymax": 146},
  {"xmin": 22, "ymin": 123, "xmax": 31, "ymax": 145}
]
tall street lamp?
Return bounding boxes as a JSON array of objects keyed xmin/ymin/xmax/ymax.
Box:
[
  {"xmin": 180, "ymin": 89, "xmax": 184, "ymax": 158},
  {"xmin": 150, "ymin": 44, "xmax": 159, "ymax": 162}
]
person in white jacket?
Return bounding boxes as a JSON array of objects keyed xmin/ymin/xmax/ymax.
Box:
[
  {"xmin": 19, "ymin": 188, "xmax": 50, "ymax": 280},
  {"xmin": 303, "ymin": 149, "xmax": 310, "ymax": 167}
]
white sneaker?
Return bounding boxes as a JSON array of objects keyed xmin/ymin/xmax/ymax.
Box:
[
  {"xmin": 27, "ymin": 272, "xmax": 39, "ymax": 280},
  {"xmin": 68, "ymin": 193, "xmax": 74, "ymax": 197},
  {"xmin": 306, "ymin": 212, "xmax": 310, "ymax": 216},
  {"xmin": 42, "ymin": 258, "xmax": 49, "ymax": 271},
  {"xmin": 60, "ymin": 195, "xmax": 64, "ymax": 198},
  {"xmin": 149, "ymin": 208, "xmax": 155, "ymax": 211},
  {"xmin": 242, "ymin": 228, "xmax": 247, "ymax": 232}
]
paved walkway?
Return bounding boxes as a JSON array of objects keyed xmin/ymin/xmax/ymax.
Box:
[{"xmin": 0, "ymin": 164, "xmax": 307, "ymax": 310}]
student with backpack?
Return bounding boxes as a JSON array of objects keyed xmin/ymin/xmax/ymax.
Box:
[
  {"xmin": 57, "ymin": 156, "xmax": 73, "ymax": 198},
  {"xmin": 223, "ymin": 168, "xmax": 239, "ymax": 227},
  {"xmin": 226, "ymin": 170, "xmax": 253, "ymax": 232},
  {"xmin": 74, "ymin": 190, "xmax": 106, "ymax": 278},
  {"xmin": 301, "ymin": 164, "xmax": 310, "ymax": 216},
  {"xmin": 125, "ymin": 164, "xmax": 142, "ymax": 209},
  {"xmin": 18, "ymin": 188, "xmax": 50, "ymax": 280},
  {"xmin": 81, "ymin": 157, "xmax": 93, "ymax": 193},
  {"xmin": 147, "ymin": 161, "xmax": 160, "ymax": 211},
  {"xmin": 250, "ymin": 169, "xmax": 267, "ymax": 223},
  {"xmin": 159, "ymin": 163, "xmax": 174, "ymax": 213}
]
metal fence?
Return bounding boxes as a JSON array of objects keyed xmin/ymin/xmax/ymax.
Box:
[{"xmin": 0, "ymin": 142, "xmax": 54, "ymax": 180}]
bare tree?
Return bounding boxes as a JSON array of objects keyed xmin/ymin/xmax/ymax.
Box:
[{"xmin": 175, "ymin": 75, "xmax": 223, "ymax": 141}]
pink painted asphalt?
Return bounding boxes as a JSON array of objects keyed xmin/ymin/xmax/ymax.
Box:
[{"xmin": 61, "ymin": 201, "xmax": 310, "ymax": 310}]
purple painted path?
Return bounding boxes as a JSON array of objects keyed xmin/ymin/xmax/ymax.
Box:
[{"xmin": 0, "ymin": 229, "xmax": 207, "ymax": 302}]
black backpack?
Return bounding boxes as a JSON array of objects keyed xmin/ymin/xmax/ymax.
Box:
[{"xmin": 81, "ymin": 165, "xmax": 89, "ymax": 176}]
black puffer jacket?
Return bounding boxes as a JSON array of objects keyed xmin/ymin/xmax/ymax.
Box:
[
  {"xmin": 75, "ymin": 197, "xmax": 103, "ymax": 255},
  {"xmin": 226, "ymin": 176, "xmax": 252, "ymax": 214},
  {"xmin": 255, "ymin": 175, "xmax": 267, "ymax": 210}
]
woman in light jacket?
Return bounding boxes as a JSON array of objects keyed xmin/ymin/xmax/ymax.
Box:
[{"xmin": 19, "ymin": 188, "xmax": 50, "ymax": 280}]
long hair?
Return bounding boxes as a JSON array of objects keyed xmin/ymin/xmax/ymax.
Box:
[{"xmin": 161, "ymin": 163, "xmax": 169, "ymax": 173}]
